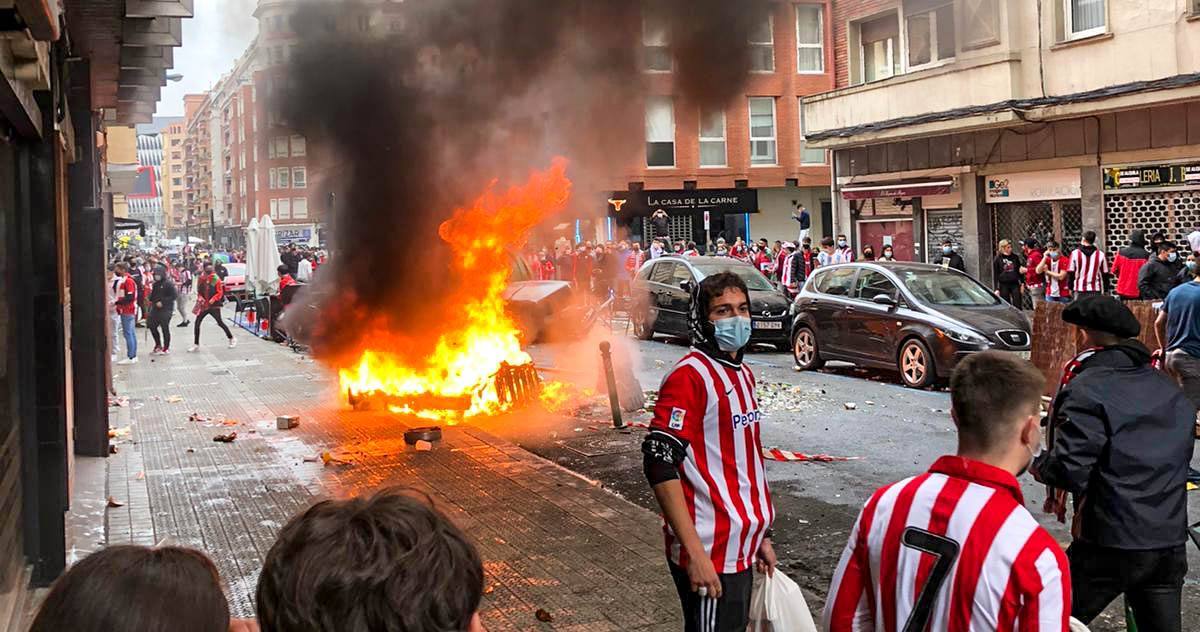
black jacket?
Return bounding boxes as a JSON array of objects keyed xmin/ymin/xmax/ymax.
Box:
[
  {"xmin": 934, "ymin": 252, "xmax": 965, "ymax": 272},
  {"xmin": 1036, "ymin": 342, "xmax": 1195, "ymax": 549},
  {"xmin": 1137, "ymin": 258, "xmax": 1177, "ymax": 299}
]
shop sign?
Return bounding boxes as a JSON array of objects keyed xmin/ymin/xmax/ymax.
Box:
[
  {"xmin": 607, "ymin": 188, "xmax": 758, "ymax": 218},
  {"xmin": 1103, "ymin": 163, "xmax": 1200, "ymax": 191},
  {"xmin": 985, "ymin": 169, "xmax": 1081, "ymax": 203},
  {"xmin": 276, "ymin": 225, "xmax": 314, "ymax": 245}
]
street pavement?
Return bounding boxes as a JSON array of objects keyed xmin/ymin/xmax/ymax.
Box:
[
  {"xmin": 79, "ymin": 312, "xmax": 1200, "ymax": 631},
  {"xmin": 95, "ymin": 312, "xmax": 681, "ymax": 631}
]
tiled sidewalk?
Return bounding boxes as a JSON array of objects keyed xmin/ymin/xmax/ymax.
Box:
[{"xmin": 105, "ymin": 314, "xmax": 680, "ymax": 631}]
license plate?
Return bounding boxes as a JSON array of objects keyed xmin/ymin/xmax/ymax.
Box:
[{"xmin": 753, "ymin": 321, "xmax": 783, "ymax": 330}]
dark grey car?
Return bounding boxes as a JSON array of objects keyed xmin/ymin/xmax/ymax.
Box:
[
  {"xmin": 631, "ymin": 256, "xmax": 792, "ymax": 350},
  {"xmin": 790, "ymin": 262, "xmax": 1032, "ymax": 388}
]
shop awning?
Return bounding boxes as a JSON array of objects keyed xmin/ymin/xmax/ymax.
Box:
[{"xmin": 841, "ymin": 180, "xmax": 954, "ymax": 200}]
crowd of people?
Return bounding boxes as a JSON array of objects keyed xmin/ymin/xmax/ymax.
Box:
[{"xmin": 107, "ymin": 242, "xmax": 326, "ymax": 363}]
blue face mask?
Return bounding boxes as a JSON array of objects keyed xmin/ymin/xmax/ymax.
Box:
[
  {"xmin": 712, "ymin": 316, "xmax": 752, "ymax": 352},
  {"xmin": 1168, "ymin": 252, "xmax": 1179, "ymax": 263}
]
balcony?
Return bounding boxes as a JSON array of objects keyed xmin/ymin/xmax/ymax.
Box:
[{"xmin": 803, "ymin": 52, "xmax": 1023, "ymax": 148}]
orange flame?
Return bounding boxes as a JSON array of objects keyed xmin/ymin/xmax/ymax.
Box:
[{"xmin": 338, "ymin": 158, "xmax": 572, "ymax": 420}]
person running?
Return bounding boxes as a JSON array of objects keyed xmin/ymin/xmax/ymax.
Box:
[
  {"xmin": 147, "ymin": 266, "xmax": 177, "ymax": 355},
  {"xmin": 1068, "ymin": 231, "xmax": 1107, "ymax": 299},
  {"xmin": 642, "ymin": 272, "xmax": 775, "ymax": 632},
  {"xmin": 826, "ymin": 352, "xmax": 1071, "ymax": 632},
  {"xmin": 189, "ymin": 263, "xmax": 235, "ymax": 352},
  {"xmin": 112, "ymin": 262, "xmax": 139, "ymax": 365}
]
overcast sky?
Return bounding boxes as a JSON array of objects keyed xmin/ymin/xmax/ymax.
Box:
[{"xmin": 157, "ymin": 0, "xmax": 258, "ymax": 117}]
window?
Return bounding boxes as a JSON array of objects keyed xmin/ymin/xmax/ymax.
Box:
[
  {"xmin": 277, "ymin": 197, "xmax": 291, "ymax": 219},
  {"xmin": 854, "ymin": 270, "xmax": 900, "ymax": 302},
  {"xmin": 292, "ymin": 197, "xmax": 308, "ymax": 219},
  {"xmin": 905, "ymin": 1, "xmax": 955, "ymax": 68},
  {"xmin": 698, "ymin": 108, "xmax": 726, "ymax": 167},
  {"xmin": 292, "ymin": 167, "xmax": 306, "ymax": 188},
  {"xmin": 748, "ymin": 15, "xmax": 774, "ymax": 72},
  {"xmin": 858, "ymin": 14, "xmax": 900, "ymax": 83},
  {"xmin": 645, "ymin": 97, "xmax": 675, "ymax": 168},
  {"xmin": 274, "ymin": 136, "xmax": 289, "ymax": 157},
  {"xmin": 290, "ymin": 134, "xmax": 306, "ymax": 156},
  {"xmin": 814, "ymin": 267, "xmax": 857, "ymax": 296},
  {"xmin": 1065, "ymin": 0, "xmax": 1106, "ymax": 39},
  {"xmin": 277, "ymin": 167, "xmax": 290, "ymax": 188},
  {"xmin": 642, "ymin": 15, "xmax": 672, "ymax": 72},
  {"xmin": 748, "ymin": 97, "xmax": 777, "ymax": 166},
  {"xmin": 796, "ymin": 5, "xmax": 824, "ymax": 72}
]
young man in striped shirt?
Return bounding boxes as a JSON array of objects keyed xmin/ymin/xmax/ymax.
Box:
[
  {"xmin": 1069, "ymin": 230, "xmax": 1108, "ymax": 298},
  {"xmin": 825, "ymin": 352, "xmax": 1071, "ymax": 632},
  {"xmin": 643, "ymin": 272, "xmax": 775, "ymax": 632}
]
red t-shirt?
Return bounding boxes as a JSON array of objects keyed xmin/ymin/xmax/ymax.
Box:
[{"xmin": 115, "ymin": 276, "xmax": 138, "ymax": 316}]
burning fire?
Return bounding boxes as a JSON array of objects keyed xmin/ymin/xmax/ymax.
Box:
[{"xmin": 338, "ymin": 158, "xmax": 572, "ymax": 421}]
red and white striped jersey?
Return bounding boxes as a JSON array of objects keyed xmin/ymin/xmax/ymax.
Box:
[
  {"xmin": 650, "ymin": 349, "xmax": 774, "ymax": 574},
  {"xmin": 1069, "ymin": 248, "xmax": 1108, "ymax": 293},
  {"xmin": 824, "ymin": 456, "xmax": 1070, "ymax": 632}
]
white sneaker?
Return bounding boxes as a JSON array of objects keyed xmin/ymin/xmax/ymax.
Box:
[
  {"xmin": 187, "ymin": 345, "xmax": 200, "ymax": 353},
  {"xmin": 116, "ymin": 357, "xmax": 138, "ymax": 365},
  {"xmin": 228, "ymin": 337, "xmax": 237, "ymax": 349}
]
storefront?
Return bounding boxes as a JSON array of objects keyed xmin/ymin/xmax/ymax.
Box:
[
  {"xmin": 1102, "ymin": 161, "xmax": 1200, "ymax": 255},
  {"xmin": 843, "ymin": 179, "xmax": 954, "ymax": 262},
  {"xmin": 985, "ymin": 168, "xmax": 1084, "ymax": 255},
  {"xmin": 606, "ymin": 187, "xmax": 759, "ymax": 248}
]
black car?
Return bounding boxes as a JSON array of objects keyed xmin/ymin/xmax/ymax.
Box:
[
  {"xmin": 631, "ymin": 255, "xmax": 792, "ymax": 350},
  {"xmin": 790, "ymin": 262, "xmax": 1031, "ymax": 388}
]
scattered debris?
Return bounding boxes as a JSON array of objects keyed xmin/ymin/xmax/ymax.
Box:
[
  {"xmin": 106, "ymin": 496, "xmax": 124, "ymax": 508},
  {"xmin": 276, "ymin": 415, "xmax": 299, "ymax": 430},
  {"xmin": 844, "ymin": 402, "xmax": 857, "ymax": 410},
  {"xmin": 212, "ymin": 432, "xmax": 237, "ymax": 443},
  {"xmin": 535, "ymin": 609, "xmax": 554, "ymax": 623},
  {"xmin": 414, "ymin": 440, "xmax": 433, "ymax": 452},
  {"xmin": 166, "ymin": 395, "xmax": 184, "ymax": 403}
]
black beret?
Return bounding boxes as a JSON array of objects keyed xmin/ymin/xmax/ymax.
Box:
[{"xmin": 1062, "ymin": 294, "xmax": 1141, "ymax": 338}]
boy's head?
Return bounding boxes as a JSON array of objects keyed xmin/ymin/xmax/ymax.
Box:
[
  {"xmin": 950, "ymin": 351, "xmax": 1045, "ymax": 475},
  {"xmin": 257, "ymin": 488, "xmax": 484, "ymax": 632}
]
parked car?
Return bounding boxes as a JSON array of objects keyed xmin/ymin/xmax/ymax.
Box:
[
  {"xmin": 790, "ymin": 262, "xmax": 1031, "ymax": 388},
  {"xmin": 631, "ymin": 255, "xmax": 791, "ymax": 350}
]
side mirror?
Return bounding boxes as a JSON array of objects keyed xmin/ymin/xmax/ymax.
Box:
[
  {"xmin": 872, "ymin": 294, "xmax": 898, "ymax": 308},
  {"xmin": 680, "ymin": 280, "xmax": 694, "ymax": 293}
]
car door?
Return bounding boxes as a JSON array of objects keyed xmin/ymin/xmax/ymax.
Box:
[
  {"xmin": 809, "ymin": 266, "xmax": 858, "ymax": 355},
  {"xmin": 844, "ymin": 269, "xmax": 904, "ymax": 365}
]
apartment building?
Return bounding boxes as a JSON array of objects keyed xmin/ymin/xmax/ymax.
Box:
[
  {"xmin": 608, "ymin": 1, "xmax": 836, "ymax": 247},
  {"xmin": 802, "ymin": 0, "xmax": 1200, "ymax": 281}
]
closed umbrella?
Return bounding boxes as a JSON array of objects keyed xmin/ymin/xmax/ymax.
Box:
[{"xmin": 244, "ymin": 217, "xmax": 261, "ymax": 295}]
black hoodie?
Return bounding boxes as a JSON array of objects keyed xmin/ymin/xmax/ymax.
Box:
[{"xmin": 1036, "ymin": 341, "xmax": 1196, "ymax": 549}]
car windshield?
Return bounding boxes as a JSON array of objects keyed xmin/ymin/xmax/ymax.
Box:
[
  {"xmin": 692, "ymin": 263, "xmax": 775, "ymax": 291},
  {"xmin": 896, "ymin": 269, "xmax": 999, "ymax": 306}
]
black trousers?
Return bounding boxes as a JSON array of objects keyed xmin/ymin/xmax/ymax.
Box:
[
  {"xmin": 1068, "ymin": 541, "xmax": 1187, "ymax": 632},
  {"xmin": 147, "ymin": 308, "xmax": 172, "ymax": 350},
  {"xmin": 193, "ymin": 306, "xmax": 233, "ymax": 345},
  {"xmin": 668, "ymin": 560, "xmax": 753, "ymax": 632},
  {"xmin": 997, "ymin": 283, "xmax": 1022, "ymax": 307}
]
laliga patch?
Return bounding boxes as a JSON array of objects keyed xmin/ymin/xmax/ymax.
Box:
[{"xmin": 668, "ymin": 407, "xmax": 687, "ymax": 431}]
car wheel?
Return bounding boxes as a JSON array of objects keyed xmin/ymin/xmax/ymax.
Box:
[
  {"xmin": 632, "ymin": 308, "xmax": 655, "ymax": 341},
  {"xmin": 792, "ymin": 327, "xmax": 825, "ymax": 371},
  {"xmin": 898, "ymin": 338, "xmax": 935, "ymax": 389}
]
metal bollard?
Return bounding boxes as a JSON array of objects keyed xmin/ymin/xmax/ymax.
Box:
[{"xmin": 599, "ymin": 341, "xmax": 623, "ymax": 428}]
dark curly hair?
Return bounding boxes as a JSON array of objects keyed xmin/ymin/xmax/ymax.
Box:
[{"xmin": 256, "ymin": 487, "xmax": 484, "ymax": 632}]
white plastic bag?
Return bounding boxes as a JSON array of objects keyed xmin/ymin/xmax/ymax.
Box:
[{"xmin": 747, "ymin": 569, "xmax": 819, "ymax": 632}]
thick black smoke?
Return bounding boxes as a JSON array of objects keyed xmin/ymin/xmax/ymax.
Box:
[{"xmin": 278, "ymin": 0, "xmax": 770, "ymax": 361}]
